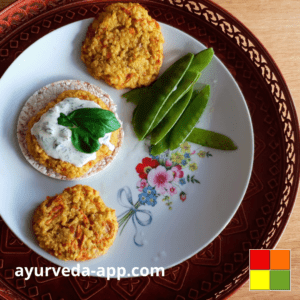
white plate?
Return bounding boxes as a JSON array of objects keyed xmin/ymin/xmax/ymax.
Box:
[{"xmin": 0, "ymin": 19, "xmax": 254, "ymax": 277}]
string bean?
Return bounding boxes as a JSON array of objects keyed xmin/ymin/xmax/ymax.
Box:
[
  {"xmin": 150, "ymin": 132, "xmax": 170, "ymax": 156},
  {"xmin": 169, "ymin": 85, "xmax": 210, "ymax": 150},
  {"xmin": 133, "ymin": 53, "xmax": 194, "ymax": 140},
  {"xmin": 151, "ymin": 87, "xmax": 194, "ymax": 145},
  {"xmin": 186, "ymin": 128, "xmax": 237, "ymax": 150}
]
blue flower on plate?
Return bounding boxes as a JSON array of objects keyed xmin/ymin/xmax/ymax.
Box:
[
  {"xmin": 138, "ymin": 193, "xmax": 149, "ymax": 205},
  {"xmin": 138, "ymin": 187, "xmax": 157, "ymax": 206},
  {"xmin": 143, "ymin": 185, "xmax": 156, "ymax": 196},
  {"xmin": 181, "ymin": 160, "xmax": 187, "ymax": 166},
  {"xmin": 179, "ymin": 178, "xmax": 186, "ymax": 185},
  {"xmin": 146, "ymin": 194, "xmax": 158, "ymax": 207},
  {"xmin": 184, "ymin": 153, "xmax": 190, "ymax": 159}
]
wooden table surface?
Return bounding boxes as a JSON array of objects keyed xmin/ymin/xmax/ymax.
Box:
[{"xmin": 1, "ymin": 0, "xmax": 300, "ymax": 299}]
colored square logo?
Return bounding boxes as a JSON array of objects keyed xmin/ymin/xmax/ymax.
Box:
[
  {"xmin": 270, "ymin": 249, "xmax": 290, "ymax": 270},
  {"xmin": 270, "ymin": 270, "xmax": 290, "ymax": 290},
  {"xmin": 250, "ymin": 270, "xmax": 270, "ymax": 290},
  {"xmin": 250, "ymin": 249, "xmax": 270, "ymax": 269},
  {"xmin": 249, "ymin": 249, "xmax": 291, "ymax": 291}
]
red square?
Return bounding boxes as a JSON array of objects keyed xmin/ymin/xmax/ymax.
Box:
[{"xmin": 250, "ymin": 250, "xmax": 270, "ymax": 270}]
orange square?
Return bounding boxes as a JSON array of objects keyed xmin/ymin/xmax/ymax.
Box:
[{"xmin": 270, "ymin": 250, "xmax": 290, "ymax": 270}]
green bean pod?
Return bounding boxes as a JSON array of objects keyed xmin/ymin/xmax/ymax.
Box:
[
  {"xmin": 133, "ymin": 53, "xmax": 194, "ymax": 140},
  {"xmin": 129, "ymin": 48, "xmax": 214, "ymax": 135},
  {"xmin": 188, "ymin": 48, "xmax": 214, "ymax": 74},
  {"xmin": 150, "ymin": 132, "xmax": 170, "ymax": 156},
  {"xmin": 124, "ymin": 88, "xmax": 147, "ymax": 105},
  {"xmin": 186, "ymin": 128, "xmax": 237, "ymax": 150},
  {"xmin": 149, "ymin": 73, "xmax": 200, "ymax": 132},
  {"xmin": 169, "ymin": 85, "xmax": 211, "ymax": 150},
  {"xmin": 151, "ymin": 87, "xmax": 194, "ymax": 145}
]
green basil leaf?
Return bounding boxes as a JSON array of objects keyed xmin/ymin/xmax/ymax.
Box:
[
  {"xmin": 57, "ymin": 113, "xmax": 75, "ymax": 128},
  {"xmin": 67, "ymin": 108, "xmax": 120, "ymax": 135},
  {"xmin": 57, "ymin": 108, "xmax": 121, "ymax": 154},
  {"xmin": 78, "ymin": 122, "xmax": 107, "ymax": 139},
  {"xmin": 68, "ymin": 108, "xmax": 115, "ymax": 122},
  {"xmin": 71, "ymin": 127, "xmax": 100, "ymax": 154}
]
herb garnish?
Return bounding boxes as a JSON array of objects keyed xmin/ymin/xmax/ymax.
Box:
[{"xmin": 57, "ymin": 108, "xmax": 120, "ymax": 153}]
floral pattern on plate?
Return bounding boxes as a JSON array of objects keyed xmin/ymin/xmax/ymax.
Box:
[{"xmin": 117, "ymin": 142, "xmax": 212, "ymax": 246}]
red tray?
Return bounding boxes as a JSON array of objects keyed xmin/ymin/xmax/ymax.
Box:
[{"xmin": 0, "ymin": 1, "xmax": 299, "ymax": 299}]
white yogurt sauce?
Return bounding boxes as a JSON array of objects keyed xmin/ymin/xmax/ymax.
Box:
[{"xmin": 31, "ymin": 97, "xmax": 115, "ymax": 167}]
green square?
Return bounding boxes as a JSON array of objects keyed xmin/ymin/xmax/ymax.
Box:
[{"xmin": 270, "ymin": 270, "xmax": 290, "ymax": 290}]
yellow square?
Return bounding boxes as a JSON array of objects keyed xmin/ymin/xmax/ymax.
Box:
[{"xmin": 250, "ymin": 270, "xmax": 270, "ymax": 290}]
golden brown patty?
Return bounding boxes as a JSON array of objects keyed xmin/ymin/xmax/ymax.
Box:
[
  {"xmin": 81, "ymin": 2, "xmax": 164, "ymax": 89},
  {"xmin": 26, "ymin": 89, "xmax": 122, "ymax": 179},
  {"xmin": 33, "ymin": 185, "xmax": 118, "ymax": 261}
]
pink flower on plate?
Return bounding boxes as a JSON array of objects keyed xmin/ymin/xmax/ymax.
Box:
[
  {"xmin": 168, "ymin": 185, "xmax": 177, "ymax": 196},
  {"xmin": 148, "ymin": 165, "xmax": 173, "ymax": 195},
  {"xmin": 165, "ymin": 159, "xmax": 172, "ymax": 167},
  {"xmin": 171, "ymin": 165, "xmax": 184, "ymax": 182},
  {"xmin": 137, "ymin": 179, "xmax": 148, "ymax": 192}
]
